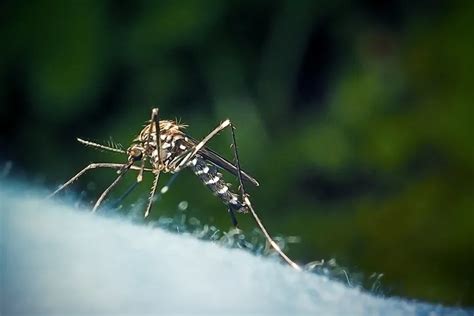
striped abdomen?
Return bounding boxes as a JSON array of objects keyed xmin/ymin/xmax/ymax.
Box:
[{"xmin": 188, "ymin": 155, "xmax": 247, "ymax": 213}]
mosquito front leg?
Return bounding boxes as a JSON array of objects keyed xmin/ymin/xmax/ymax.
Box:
[
  {"xmin": 92, "ymin": 161, "xmax": 134, "ymax": 212},
  {"xmin": 137, "ymin": 109, "xmax": 161, "ymax": 182},
  {"xmin": 111, "ymin": 165, "xmax": 172, "ymax": 211},
  {"xmin": 47, "ymin": 163, "xmax": 152, "ymax": 199},
  {"xmin": 151, "ymin": 108, "xmax": 163, "ymax": 166}
]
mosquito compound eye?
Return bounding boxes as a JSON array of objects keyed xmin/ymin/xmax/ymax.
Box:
[{"xmin": 128, "ymin": 148, "xmax": 143, "ymax": 161}]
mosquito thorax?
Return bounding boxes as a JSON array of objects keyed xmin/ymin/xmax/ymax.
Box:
[{"xmin": 135, "ymin": 120, "xmax": 187, "ymax": 144}]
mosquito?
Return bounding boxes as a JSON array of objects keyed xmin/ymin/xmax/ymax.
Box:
[{"xmin": 48, "ymin": 108, "xmax": 301, "ymax": 270}]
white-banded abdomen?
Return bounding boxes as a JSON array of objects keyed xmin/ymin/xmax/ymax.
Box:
[{"xmin": 188, "ymin": 154, "xmax": 247, "ymax": 213}]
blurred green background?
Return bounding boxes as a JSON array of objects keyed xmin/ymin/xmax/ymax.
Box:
[{"xmin": 1, "ymin": 0, "xmax": 473, "ymax": 307}]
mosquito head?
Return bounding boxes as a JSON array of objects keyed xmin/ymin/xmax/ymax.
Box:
[{"xmin": 127, "ymin": 144, "xmax": 144, "ymax": 162}]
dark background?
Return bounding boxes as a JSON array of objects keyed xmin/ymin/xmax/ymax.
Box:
[{"xmin": 1, "ymin": 0, "xmax": 473, "ymax": 307}]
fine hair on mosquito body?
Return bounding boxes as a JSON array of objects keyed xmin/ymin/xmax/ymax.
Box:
[{"xmin": 48, "ymin": 108, "xmax": 301, "ymax": 270}]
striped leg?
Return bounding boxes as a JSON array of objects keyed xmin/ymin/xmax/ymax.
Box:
[{"xmin": 144, "ymin": 171, "xmax": 160, "ymax": 218}]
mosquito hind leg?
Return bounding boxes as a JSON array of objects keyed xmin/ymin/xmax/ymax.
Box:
[
  {"xmin": 227, "ymin": 122, "xmax": 301, "ymax": 270},
  {"xmin": 109, "ymin": 181, "xmax": 140, "ymax": 209}
]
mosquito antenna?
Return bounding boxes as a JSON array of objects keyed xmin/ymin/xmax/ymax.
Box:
[{"xmin": 77, "ymin": 138, "xmax": 126, "ymax": 154}]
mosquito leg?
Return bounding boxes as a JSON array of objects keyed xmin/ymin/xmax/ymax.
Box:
[
  {"xmin": 137, "ymin": 159, "xmax": 147, "ymax": 183},
  {"xmin": 139, "ymin": 108, "xmax": 163, "ymax": 218},
  {"xmin": 144, "ymin": 171, "xmax": 161, "ymax": 218},
  {"xmin": 176, "ymin": 119, "xmax": 231, "ymax": 169},
  {"xmin": 112, "ymin": 166, "xmax": 175, "ymax": 214},
  {"xmin": 243, "ymin": 195, "xmax": 301, "ymax": 270},
  {"xmin": 228, "ymin": 123, "xmax": 246, "ymax": 199},
  {"xmin": 228, "ymin": 122, "xmax": 301, "ymax": 270},
  {"xmin": 151, "ymin": 108, "xmax": 162, "ymax": 166},
  {"xmin": 155, "ymin": 172, "xmax": 180, "ymax": 203},
  {"xmin": 109, "ymin": 181, "xmax": 140, "ymax": 209},
  {"xmin": 168, "ymin": 119, "xmax": 243, "ymax": 228},
  {"xmin": 228, "ymin": 208, "xmax": 238, "ymax": 227},
  {"xmin": 222, "ymin": 122, "xmax": 247, "ymax": 228},
  {"xmin": 111, "ymin": 166, "xmax": 175, "ymax": 210},
  {"xmin": 92, "ymin": 162, "xmax": 134, "ymax": 212},
  {"xmin": 47, "ymin": 163, "xmax": 151, "ymax": 199},
  {"xmin": 136, "ymin": 108, "xmax": 162, "ymax": 182},
  {"xmin": 170, "ymin": 119, "xmax": 238, "ymax": 226}
]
